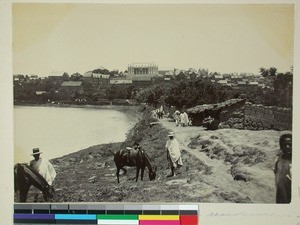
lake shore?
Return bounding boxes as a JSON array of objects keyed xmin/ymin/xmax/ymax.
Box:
[
  {"xmin": 15, "ymin": 103, "xmax": 142, "ymax": 125},
  {"xmin": 18, "ymin": 105, "xmax": 285, "ymax": 203},
  {"xmin": 14, "ymin": 104, "xmax": 142, "ymax": 165}
]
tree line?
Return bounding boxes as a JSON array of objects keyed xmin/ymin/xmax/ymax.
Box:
[
  {"xmin": 135, "ymin": 71, "xmax": 293, "ymax": 109},
  {"xmin": 13, "ymin": 68, "xmax": 293, "ymax": 108}
]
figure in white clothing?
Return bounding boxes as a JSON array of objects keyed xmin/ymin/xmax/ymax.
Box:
[
  {"xmin": 180, "ymin": 111, "xmax": 189, "ymax": 127},
  {"xmin": 174, "ymin": 110, "xmax": 181, "ymax": 126},
  {"xmin": 165, "ymin": 132, "xmax": 183, "ymax": 177},
  {"xmin": 30, "ymin": 148, "xmax": 56, "ymax": 202}
]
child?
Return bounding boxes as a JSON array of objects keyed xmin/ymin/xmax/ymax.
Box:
[{"xmin": 274, "ymin": 134, "xmax": 292, "ymax": 203}]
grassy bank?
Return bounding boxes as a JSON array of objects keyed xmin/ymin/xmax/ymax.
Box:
[
  {"xmin": 49, "ymin": 106, "xmax": 176, "ymax": 202},
  {"xmin": 19, "ymin": 105, "xmax": 281, "ymax": 203}
]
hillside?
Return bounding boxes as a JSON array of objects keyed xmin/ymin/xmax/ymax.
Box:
[{"xmin": 19, "ymin": 108, "xmax": 290, "ymax": 203}]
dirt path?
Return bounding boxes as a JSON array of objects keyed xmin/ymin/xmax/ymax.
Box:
[{"xmin": 158, "ymin": 117, "xmax": 282, "ymax": 203}]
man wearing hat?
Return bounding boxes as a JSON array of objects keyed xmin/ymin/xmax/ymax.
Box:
[
  {"xmin": 165, "ymin": 132, "xmax": 183, "ymax": 177},
  {"xmin": 30, "ymin": 148, "xmax": 56, "ymax": 202}
]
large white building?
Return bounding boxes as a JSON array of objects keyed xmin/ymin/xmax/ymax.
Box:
[{"xmin": 127, "ymin": 63, "xmax": 158, "ymax": 79}]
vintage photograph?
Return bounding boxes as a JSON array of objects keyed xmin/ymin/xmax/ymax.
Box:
[{"xmin": 13, "ymin": 3, "xmax": 293, "ymax": 203}]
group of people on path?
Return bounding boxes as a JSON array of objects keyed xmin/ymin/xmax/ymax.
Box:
[
  {"xmin": 151, "ymin": 106, "xmax": 164, "ymax": 119},
  {"xmin": 173, "ymin": 110, "xmax": 191, "ymax": 127}
]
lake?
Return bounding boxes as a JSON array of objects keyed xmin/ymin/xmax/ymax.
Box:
[{"xmin": 14, "ymin": 106, "xmax": 137, "ymax": 163}]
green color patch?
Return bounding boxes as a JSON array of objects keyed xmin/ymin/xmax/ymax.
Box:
[{"xmin": 97, "ymin": 214, "xmax": 138, "ymax": 220}]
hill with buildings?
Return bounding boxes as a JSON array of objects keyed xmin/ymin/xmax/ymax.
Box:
[{"xmin": 13, "ymin": 64, "xmax": 293, "ymax": 109}]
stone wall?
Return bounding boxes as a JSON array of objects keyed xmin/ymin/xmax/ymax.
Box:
[{"xmin": 220, "ymin": 103, "xmax": 292, "ymax": 131}]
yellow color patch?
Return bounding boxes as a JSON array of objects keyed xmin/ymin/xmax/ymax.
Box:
[{"xmin": 138, "ymin": 215, "xmax": 179, "ymax": 220}]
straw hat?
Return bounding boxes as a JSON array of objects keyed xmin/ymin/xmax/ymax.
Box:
[
  {"xmin": 168, "ymin": 132, "xmax": 175, "ymax": 137},
  {"xmin": 31, "ymin": 148, "xmax": 43, "ymax": 155}
]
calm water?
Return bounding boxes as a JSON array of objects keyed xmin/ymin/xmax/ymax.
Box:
[{"xmin": 14, "ymin": 106, "xmax": 136, "ymax": 163}]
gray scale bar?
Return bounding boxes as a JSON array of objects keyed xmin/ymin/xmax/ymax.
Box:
[
  {"xmin": 14, "ymin": 204, "xmax": 33, "ymax": 210},
  {"xmin": 32, "ymin": 204, "xmax": 51, "ymax": 210},
  {"xmin": 69, "ymin": 204, "xmax": 88, "ymax": 210},
  {"xmin": 124, "ymin": 205, "xmax": 143, "ymax": 211},
  {"xmin": 105, "ymin": 204, "xmax": 124, "ymax": 211},
  {"xmin": 51, "ymin": 204, "xmax": 69, "ymax": 210},
  {"xmin": 87, "ymin": 204, "xmax": 106, "ymax": 210},
  {"xmin": 142, "ymin": 205, "xmax": 161, "ymax": 210}
]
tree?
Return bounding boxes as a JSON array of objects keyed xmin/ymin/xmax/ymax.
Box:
[
  {"xmin": 259, "ymin": 67, "xmax": 269, "ymax": 77},
  {"xmin": 272, "ymin": 72, "xmax": 293, "ymax": 107},
  {"xmin": 259, "ymin": 67, "xmax": 277, "ymax": 77},
  {"xmin": 62, "ymin": 72, "xmax": 69, "ymax": 81},
  {"xmin": 269, "ymin": 67, "xmax": 277, "ymax": 76},
  {"xmin": 93, "ymin": 68, "xmax": 110, "ymax": 75}
]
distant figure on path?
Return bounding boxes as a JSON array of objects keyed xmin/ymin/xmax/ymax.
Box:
[
  {"xmin": 180, "ymin": 111, "xmax": 189, "ymax": 127},
  {"xmin": 157, "ymin": 108, "xmax": 164, "ymax": 119},
  {"xmin": 165, "ymin": 132, "xmax": 183, "ymax": 177},
  {"xmin": 30, "ymin": 148, "xmax": 56, "ymax": 202},
  {"xmin": 174, "ymin": 110, "xmax": 181, "ymax": 126},
  {"xmin": 158, "ymin": 105, "xmax": 164, "ymax": 119},
  {"xmin": 274, "ymin": 134, "xmax": 292, "ymax": 203}
]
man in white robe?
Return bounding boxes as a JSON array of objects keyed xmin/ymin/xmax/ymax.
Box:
[
  {"xmin": 30, "ymin": 148, "xmax": 56, "ymax": 202},
  {"xmin": 165, "ymin": 132, "xmax": 183, "ymax": 177},
  {"xmin": 180, "ymin": 111, "xmax": 189, "ymax": 127}
]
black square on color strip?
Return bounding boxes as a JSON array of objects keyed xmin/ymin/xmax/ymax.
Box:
[
  {"xmin": 125, "ymin": 210, "xmax": 143, "ymax": 215},
  {"xmin": 34, "ymin": 209, "xmax": 50, "ymax": 214},
  {"xmin": 107, "ymin": 210, "xmax": 124, "ymax": 214},
  {"xmin": 50, "ymin": 209, "xmax": 69, "ymax": 214},
  {"xmin": 143, "ymin": 210, "xmax": 161, "ymax": 215},
  {"xmin": 14, "ymin": 219, "xmax": 55, "ymax": 224},
  {"xmin": 14, "ymin": 209, "xmax": 32, "ymax": 214},
  {"xmin": 179, "ymin": 210, "xmax": 198, "ymax": 215},
  {"xmin": 87, "ymin": 210, "xmax": 105, "ymax": 214},
  {"xmin": 161, "ymin": 210, "xmax": 179, "ymax": 215},
  {"xmin": 69, "ymin": 210, "xmax": 87, "ymax": 214}
]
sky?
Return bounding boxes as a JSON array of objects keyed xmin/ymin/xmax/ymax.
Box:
[{"xmin": 13, "ymin": 3, "xmax": 294, "ymax": 76}]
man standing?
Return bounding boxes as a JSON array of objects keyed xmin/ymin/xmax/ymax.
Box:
[
  {"xmin": 274, "ymin": 134, "xmax": 292, "ymax": 203},
  {"xmin": 174, "ymin": 110, "xmax": 181, "ymax": 126},
  {"xmin": 165, "ymin": 132, "xmax": 183, "ymax": 177},
  {"xmin": 30, "ymin": 148, "xmax": 56, "ymax": 202}
]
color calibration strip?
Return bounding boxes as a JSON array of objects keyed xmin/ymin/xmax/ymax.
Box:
[{"xmin": 14, "ymin": 204, "xmax": 198, "ymax": 225}]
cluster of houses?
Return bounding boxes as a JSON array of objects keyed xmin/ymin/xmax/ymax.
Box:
[
  {"xmin": 82, "ymin": 63, "xmax": 268, "ymax": 88},
  {"xmin": 13, "ymin": 63, "xmax": 271, "ymax": 99}
]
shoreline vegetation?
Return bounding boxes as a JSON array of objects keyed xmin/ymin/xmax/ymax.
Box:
[{"xmin": 16, "ymin": 103, "xmax": 288, "ymax": 203}]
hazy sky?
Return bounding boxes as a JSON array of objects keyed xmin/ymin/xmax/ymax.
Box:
[{"xmin": 13, "ymin": 3, "xmax": 294, "ymax": 76}]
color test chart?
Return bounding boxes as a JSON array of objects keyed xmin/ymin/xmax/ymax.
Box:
[{"xmin": 14, "ymin": 204, "xmax": 198, "ymax": 225}]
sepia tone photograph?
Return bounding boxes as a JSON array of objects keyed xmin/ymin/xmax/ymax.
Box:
[{"xmin": 13, "ymin": 3, "xmax": 293, "ymax": 204}]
